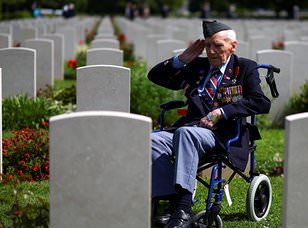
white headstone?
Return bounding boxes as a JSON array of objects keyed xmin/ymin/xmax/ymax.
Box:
[
  {"xmin": 156, "ymin": 39, "xmax": 186, "ymax": 64},
  {"xmin": 86, "ymin": 48, "xmax": 123, "ymax": 66},
  {"xmin": 77, "ymin": 65, "xmax": 130, "ymax": 112},
  {"xmin": 236, "ymin": 40, "xmax": 249, "ymax": 58},
  {"xmin": 284, "ymin": 41, "xmax": 308, "ymax": 94},
  {"xmin": 0, "ymin": 24, "xmax": 12, "ymax": 34},
  {"xmin": 0, "ymin": 48, "xmax": 36, "ymax": 98},
  {"xmin": 0, "ymin": 33, "xmax": 11, "ymax": 48},
  {"xmin": 95, "ymin": 33, "xmax": 115, "ymax": 39},
  {"xmin": 22, "ymin": 38, "xmax": 54, "ymax": 90},
  {"xmin": 13, "ymin": 26, "xmax": 37, "ymax": 46},
  {"xmin": 249, "ymin": 36, "xmax": 272, "ymax": 60},
  {"xmin": 42, "ymin": 34, "xmax": 65, "ymax": 80},
  {"xmin": 49, "ymin": 111, "xmax": 152, "ymax": 228},
  {"xmin": 56, "ymin": 27, "xmax": 76, "ymax": 60},
  {"xmin": 146, "ymin": 34, "xmax": 169, "ymax": 68},
  {"xmin": 91, "ymin": 38, "xmax": 119, "ymax": 49},
  {"xmin": 283, "ymin": 112, "xmax": 308, "ymax": 228}
]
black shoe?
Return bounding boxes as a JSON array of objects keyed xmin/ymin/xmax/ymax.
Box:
[
  {"xmin": 164, "ymin": 209, "xmax": 193, "ymax": 228},
  {"xmin": 153, "ymin": 212, "xmax": 172, "ymax": 226}
]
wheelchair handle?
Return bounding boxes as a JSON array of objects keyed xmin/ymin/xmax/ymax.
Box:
[
  {"xmin": 257, "ymin": 64, "xmax": 280, "ymax": 98},
  {"xmin": 257, "ymin": 64, "xmax": 280, "ymax": 73}
]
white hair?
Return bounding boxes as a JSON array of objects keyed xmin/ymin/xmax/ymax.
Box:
[{"xmin": 219, "ymin": 29, "xmax": 237, "ymax": 42}]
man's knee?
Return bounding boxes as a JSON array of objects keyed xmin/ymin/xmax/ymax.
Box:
[{"xmin": 173, "ymin": 127, "xmax": 194, "ymax": 142}]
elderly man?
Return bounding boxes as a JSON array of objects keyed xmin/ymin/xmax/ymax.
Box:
[{"xmin": 148, "ymin": 20, "xmax": 271, "ymax": 228}]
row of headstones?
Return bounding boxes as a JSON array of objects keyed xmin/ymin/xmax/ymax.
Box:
[
  {"xmin": 49, "ymin": 16, "xmax": 152, "ymax": 227},
  {"xmin": 86, "ymin": 16, "xmax": 123, "ymax": 66},
  {"xmin": 115, "ymin": 16, "xmax": 308, "ymax": 63},
  {"xmin": 0, "ymin": 16, "xmax": 99, "ymax": 59},
  {"xmin": 0, "ymin": 17, "xmax": 100, "ymax": 98}
]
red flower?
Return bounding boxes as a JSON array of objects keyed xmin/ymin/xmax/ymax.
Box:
[
  {"xmin": 18, "ymin": 170, "xmax": 23, "ymax": 175},
  {"xmin": 19, "ymin": 160, "xmax": 26, "ymax": 166},
  {"xmin": 119, "ymin": 33, "xmax": 126, "ymax": 42},
  {"xmin": 42, "ymin": 121, "xmax": 49, "ymax": 127},
  {"xmin": 24, "ymin": 153, "xmax": 30, "ymax": 158},
  {"xmin": 67, "ymin": 59, "xmax": 77, "ymax": 69}
]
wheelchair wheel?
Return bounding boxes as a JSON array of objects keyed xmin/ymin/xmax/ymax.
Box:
[
  {"xmin": 193, "ymin": 210, "xmax": 223, "ymax": 228},
  {"xmin": 246, "ymin": 174, "xmax": 272, "ymax": 221}
]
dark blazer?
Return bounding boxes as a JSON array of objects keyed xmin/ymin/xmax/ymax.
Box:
[{"xmin": 148, "ymin": 54, "xmax": 271, "ymax": 171}]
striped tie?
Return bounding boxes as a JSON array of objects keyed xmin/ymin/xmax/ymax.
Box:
[{"xmin": 205, "ymin": 68, "xmax": 221, "ymax": 103}]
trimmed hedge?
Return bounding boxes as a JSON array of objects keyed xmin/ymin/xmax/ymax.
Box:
[{"xmin": 129, "ymin": 61, "xmax": 184, "ymax": 128}]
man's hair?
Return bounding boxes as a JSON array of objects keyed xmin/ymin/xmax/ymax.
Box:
[{"xmin": 220, "ymin": 30, "xmax": 237, "ymax": 42}]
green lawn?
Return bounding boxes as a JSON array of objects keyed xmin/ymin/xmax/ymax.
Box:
[
  {"xmin": 54, "ymin": 79, "xmax": 76, "ymax": 90},
  {"xmin": 193, "ymin": 176, "xmax": 283, "ymax": 228}
]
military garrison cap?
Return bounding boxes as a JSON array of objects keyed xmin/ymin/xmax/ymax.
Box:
[{"xmin": 202, "ymin": 20, "xmax": 232, "ymax": 38}]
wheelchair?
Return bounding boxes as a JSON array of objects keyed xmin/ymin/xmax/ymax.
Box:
[{"xmin": 152, "ymin": 64, "xmax": 280, "ymax": 228}]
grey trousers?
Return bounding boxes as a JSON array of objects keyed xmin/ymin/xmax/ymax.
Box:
[{"xmin": 151, "ymin": 126, "xmax": 216, "ymax": 198}]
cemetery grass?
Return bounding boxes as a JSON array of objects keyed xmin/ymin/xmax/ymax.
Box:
[{"xmin": 54, "ymin": 79, "xmax": 76, "ymax": 90}]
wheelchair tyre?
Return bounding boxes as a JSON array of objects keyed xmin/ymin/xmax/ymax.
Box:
[
  {"xmin": 246, "ymin": 174, "xmax": 272, "ymax": 221},
  {"xmin": 194, "ymin": 210, "xmax": 223, "ymax": 228}
]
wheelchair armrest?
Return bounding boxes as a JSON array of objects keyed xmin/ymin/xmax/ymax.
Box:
[
  {"xmin": 225, "ymin": 119, "xmax": 241, "ymax": 153},
  {"xmin": 160, "ymin": 100, "xmax": 187, "ymax": 111}
]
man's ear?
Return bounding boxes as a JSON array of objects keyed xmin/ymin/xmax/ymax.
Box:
[{"xmin": 230, "ymin": 40, "xmax": 238, "ymax": 53}]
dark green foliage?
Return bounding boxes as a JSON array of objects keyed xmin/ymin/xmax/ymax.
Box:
[
  {"xmin": 37, "ymin": 84, "xmax": 76, "ymax": 106},
  {"xmin": 129, "ymin": 61, "xmax": 184, "ymax": 128},
  {"xmin": 64, "ymin": 62, "xmax": 76, "ymax": 80},
  {"xmin": 54, "ymin": 85, "xmax": 76, "ymax": 105},
  {"xmin": 285, "ymin": 82, "xmax": 308, "ymax": 115},
  {"xmin": 2, "ymin": 95, "xmax": 64, "ymax": 130},
  {"xmin": 0, "ymin": 178, "xmax": 49, "ymax": 228},
  {"xmin": 85, "ymin": 20, "xmax": 99, "ymax": 45},
  {"xmin": 76, "ymin": 47, "xmax": 87, "ymax": 68}
]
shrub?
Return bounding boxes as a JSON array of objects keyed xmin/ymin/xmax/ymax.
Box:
[
  {"xmin": 85, "ymin": 20, "xmax": 100, "ymax": 45},
  {"xmin": 285, "ymin": 82, "xmax": 308, "ymax": 115},
  {"xmin": 2, "ymin": 126, "xmax": 49, "ymax": 181},
  {"xmin": 2, "ymin": 95, "xmax": 64, "ymax": 130},
  {"xmin": 37, "ymin": 84, "xmax": 76, "ymax": 106},
  {"xmin": 130, "ymin": 61, "xmax": 184, "ymax": 128},
  {"xmin": 64, "ymin": 60, "xmax": 77, "ymax": 80},
  {"xmin": 76, "ymin": 44, "xmax": 87, "ymax": 68},
  {"xmin": 0, "ymin": 177, "xmax": 49, "ymax": 227}
]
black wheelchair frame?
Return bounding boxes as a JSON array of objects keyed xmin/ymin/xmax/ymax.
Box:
[{"xmin": 153, "ymin": 64, "xmax": 280, "ymax": 227}]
